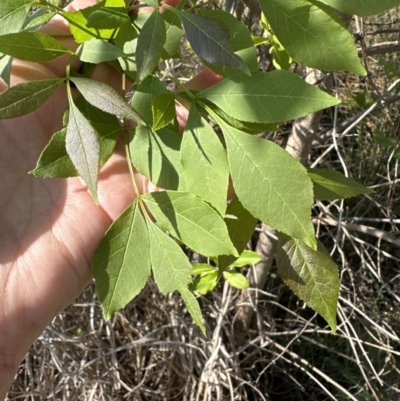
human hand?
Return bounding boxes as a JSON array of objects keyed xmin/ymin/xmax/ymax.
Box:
[{"xmin": 0, "ymin": 1, "xmax": 220, "ymax": 397}]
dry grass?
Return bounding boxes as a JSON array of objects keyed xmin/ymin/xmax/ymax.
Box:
[{"xmin": 6, "ymin": 2, "xmax": 400, "ymax": 400}]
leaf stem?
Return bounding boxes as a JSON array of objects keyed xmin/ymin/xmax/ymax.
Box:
[
  {"xmin": 160, "ymin": 71, "xmax": 194, "ymax": 100},
  {"xmin": 124, "ymin": 129, "xmax": 140, "ymax": 199}
]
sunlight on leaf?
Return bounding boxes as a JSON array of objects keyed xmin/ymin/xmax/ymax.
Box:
[
  {"xmin": 93, "ymin": 201, "xmax": 151, "ymax": 320},
  {"xmin": 276, "ymin": 233, "xmax": 340, "ymax": 332}
]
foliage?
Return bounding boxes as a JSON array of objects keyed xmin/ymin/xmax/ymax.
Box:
[{"xmin": 1, "ymin": 0, "xmax": 393, "ymax": 335}]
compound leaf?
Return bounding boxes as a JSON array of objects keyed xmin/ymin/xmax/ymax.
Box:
[
  {"xmin": 220, "ymin": 121, "xmax": 316, "ymax": 249},
  {"xmin": 0, "ymin": 32, "xmax": 72, "ymax": 61},
  {"xmin": 66, "ymin": 96, "xmax": 100, "ymax": 202},
  {"xmin": 31, "ymin": 103, "xmax": 121, "ymax": 178},
  {"xmin": 276, "ymin": 233, "xmax": 340, "ymax": 332},
  {"xmin": 93, "ymin": 201, "xmax": 151, "ymax": 320},
  {"xmin": 142, "ymin": 191, "xmax": 238, "ymax": 257},
  {"xmin": 218, "ymin": 197, "xmax": 258, "ymax": 270},
  {"xmin": 136, "ymin": 10, "xmax": 166, "ymax": 82},
  {"xmin": 308, "ymin": 168, "xmax": 375, "ymax": 200},
  {"xmin": 198, "ymin": 70, "xmax": 340, "ymax": 124},
  {"xmin": 77, "ymin": 39, "xmax": 126, "ymax": 63},
  {"xmin": 0, "ymin": 78, "xmax": 64, "ymax": 119},
  {"xmin": 129, "ymin": 125, "xmax": 182, "ymax": 190},
  {"xmin": 321, "ymin": 0, "xmax": 400, "ymax": 17},
  {"xmin": 258, "ymin": 0, "xmax": 366, "ymax": 74},
  {"xmin": 70, "ymin": 76, "xmax": 139, "ymax": 122},
  {"xmin": 148, "ymin": 219, "xmax": 192, "ymax": 294},
  {"xmin": 181, "ymin": 104, "xmax": 229, "ymax": 216},
  {"xmin": 168, "ymin": 7, "xmax": 249, "ymax": 75}
]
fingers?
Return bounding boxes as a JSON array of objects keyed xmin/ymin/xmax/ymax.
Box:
[
  {"xmin": 175, "ymin": 68, "xmax": 222, "ymax": 130},
  {"xmin": 185, "ymin": 68, "xmax": 223, "ymax": 91}
]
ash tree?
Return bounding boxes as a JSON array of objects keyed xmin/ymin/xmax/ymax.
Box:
[{"xmin": 1, "ymin": 0, "xmax": 396, "ymax": 334}]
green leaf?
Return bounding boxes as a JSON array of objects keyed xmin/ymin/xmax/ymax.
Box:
[
  {"xmin": 66, "ymin": 96, "xmax": 100, "ymax": 202},
  {"xmin": 197, "ymin": 100, "xmax": 280, "ymax": 134},
  {"xmin": 115, "ymin": 21, "xmax": 138, "ymax": 80},
  {"xmin": 30, "ymin": 128, "xmax": 77, "ymax": 178},
  {"xmin": 198, "ymin": 9, "xmax": 258, "ymax": 76},
  {"xmin": 308, "ymin": 168, "xmax": 374, "ymax": 200},
  {"xmin": 62, "ymin": 0, "xmax": 116, "ymax": 43},
  {"xmin": 70, "ymin": 77, "xmax": 139, "ymax": 122},
  {"xmin": 131, "ymin": 75, "xmax": 169, "ymax": 127},
  {"xmin": 258, "ymin": 0, "xmax": 366, "ymax": 74},
  {"xmin": 191, "ymin": 271, "xmax": 219, "ymax": 295},
  {"xmin": 192, "ymin": 263, "xmax": 217, "ymax": 276},
  {"xmin": 167, "ymin": 7, "xmax": 250, "ymax": 75},
  {"xmin": 74, "ymin": 95, "xmax": 122, "ymax": 166},
  {"xmin": 152, "ymin": 93, "xmax": 176, "ymax": 131},
  {"xmin": 269, "ymin": 34, "xmax": 293, "ymax": 70},
  {"xmin": 161, "ymin": 9, "xmax": 182, "ymax": 60},
  {"xmin": 219, "ymin": 121, "xmax": 316, "ymax": 249},
  {"xmin": 93, "ymin": 201, "xmax": 151, "ymax": 320},
  {"xmin": 223, "ymin": 270, "xmax": 249, "ymax": 290},
  {"xmin": 145, "ymin": 0, "xmax": 159, "ymax": 7},
  {"xmin": 24, "ymin": 10, "xmax": 56, "ymax": 30},
  {"xmin": 86, "ymin": 7, "xmax": 129, "ymax": 29},
  {"xmin": 179, "ymin": 286, "xmax": 206, "ymax": 335},
  {"xmin": 180, "ymin": 104, "xmax": 229, "ymax": 216},
  {"xmin": 131, "ymin": 75, "xmax": 169, "ymax": 126},
  {"xmin": 0, "ymin": 78, "xmax": 64, "ymax": 119},
  {"xmin": 0, "ymin": 54, "xmax": 12, "ymax": 86},
  {"xmin": 276, "ymin": 233, "xmax": 340, "ymax": 332},
  {"xmin": 0, "ymin": 0, "xmax": 33, "ymax": 35},
  {"xmin": 31, "ymin": 100, "xmax": 122, "ymax": 178},
  {"xmin": 321, "ymin": 0, "xmax": 400, "ymax": 17},
  {"xmin": 198, "ymin": 70, "xmax": 340, "ymax": 124},
  {"xmin": 142, "ymin": 191, "xmax": 238, "ymax": 257},
  {"xmin": 129, "ymin": 125, "xmax": 183, "ymax": 190},
  {"xmin": 148, "ymin": 219, "xmax": 192, "ymax": 293},
  {"xmin": 115, "ymin": 19, "xmax": 138, "ymax": 48},
  {"xmin": 218, "ymin": 197, "xmax": 258, "ymax": 270},
  {"xmin": 0, "ymin": 32, "xmax": 72, "ymax": 61},
  {"xmin": 77, "ymin": 39, "xmax": 126, "ymax": 63},
  {"xmin": 231, "ymin": 250, "xmax": 262, "ymax": 267},
  {"xmin": 136, "ymin": 10, "xmax": 166, "ymax": 82}
]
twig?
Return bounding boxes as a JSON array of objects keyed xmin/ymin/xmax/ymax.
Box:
[
  {"xmin": 314, "ymin": 215, "xmax": 400, "ymax": 247},
  {"xmin": 358, "ymin": 41, "xmax": 400, "ymax": 56}
]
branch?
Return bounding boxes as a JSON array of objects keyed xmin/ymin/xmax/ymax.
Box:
[
  {"xmin": 358, "ymin": 41, "xmax": 400, "ymax": 56},
  {"xmin": 314, "ymin": 216, "xmax": 400, "ymax": 247}
]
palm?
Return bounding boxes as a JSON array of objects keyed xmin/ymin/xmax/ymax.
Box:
[
  {"xmin": 0, "ymin": 1, "xmax": 219, "ymax": 395},
  {"xmin": 0, "ymin": 62, "xmax": 136, "ymax": 376}
]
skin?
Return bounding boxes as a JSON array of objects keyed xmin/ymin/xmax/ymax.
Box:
[{"xmin": 0, "ymin": 1, "xmax": 220, "ymax": 398}]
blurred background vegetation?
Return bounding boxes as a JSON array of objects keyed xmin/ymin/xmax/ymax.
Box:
[{"xmin": 7, "ymin": 1, "xmax": 400, "ymax": 400}]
